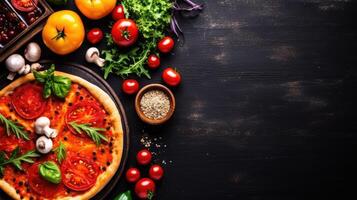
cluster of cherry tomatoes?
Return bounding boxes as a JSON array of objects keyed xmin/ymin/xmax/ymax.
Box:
[{"xmin": 125, "ymin": 149, "xmax": 164, "ymax": 199}]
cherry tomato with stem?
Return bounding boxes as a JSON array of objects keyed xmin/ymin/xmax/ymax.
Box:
[
  {"xmin": 112, "ymin": 4, "xmax": 125, "ymax": 21},
  {"xmin": 111, "ymin": 19, "xmax": 139, "ymax": 47},
  {"xmin": 87, "ymin": 28, "xmax": 104, "ymax": 44},
  {"xmin": 135, "ymin": 178, "xmax": 156, "ymax": 199},
  {"xmin": 136, "ymin": 149, "xmax": 152, "ymax": 165},
  {"xmin": 158, "ymin": 36, "xmax": 175, "ymax": 53},
  {"xmin": 162, "ymin": 67, "xmax": 181, "ymax": 87},
  {"xmin": 147, "ymin": 54, "xmax": 160, "ymax": 69},
  {"xmin": 122, "ymin": 79, "xmax": 139, "ymax": 95},
  {"xmin": 126, "ymin": 167, "xmax": 141, "ymax": 183},
  {"xmin": 149, "ymin": 164, "xmax": 164, "ymax": 181}
]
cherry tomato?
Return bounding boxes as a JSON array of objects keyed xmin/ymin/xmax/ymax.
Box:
[
  {"xmin": 147, "ymin": 54, "xmax": 160, "ymax": 69},
  {"xmin": 126, "ymin": 167, "xmax": 141, "ymax": 183},
  {"xmin": 135, "ymin": 178, "xmax": 156, "ymax": 199},
  {"xmin": 158, "ymin": 36, "xmax": 175, "ymax": 53},
  {"xmin": 149, "ymin": 164, "xmax": 164, "ymax": 181},
  {"xmin": 112, "ymin": 4, "xmax": 125, "ymax": 21},
  {"xmin": 111, "ymin": 19, "xmax": 139, "ymax": 47},
  {"xmin": 136, "ymin": 149, "xmax": 152, "ymax": 165},
  {"xmin": 122, "ymin": 79, "xmax": 139, "ymax": 95},
  {"xmin": 11, "ymin": 83, "xmax": 47, "ymax": 119},
  {"xmin": 65, "ymin": 102, "xmax": 106, "ymax": 136},
  {"xmin": 61, "ymin": 155, "xmax": 99, "ymax": 191},
  {"xmin": 87, "ymin": 28, "xmax": 103, "ymax": 44},
  {"xmin": 28, "ymin": 163, "xmax": 62, "ymax": 198},
  {"xmin": 11, "ymin": 0, "xmax": 38, "ymax": 12},
  {"xmin": 162, "ymin": 67, "xmax": 181, "ymax": 86}
]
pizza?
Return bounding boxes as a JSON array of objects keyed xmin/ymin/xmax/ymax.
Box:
[{"xmin": 0, "ymin": 71, "xmax": 124, "ymax": 200}]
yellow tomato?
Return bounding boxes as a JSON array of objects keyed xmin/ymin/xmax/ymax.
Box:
[
  {"xmin": 42, "ymin": 10, "xmax": 85, "ymax": 55},
  {"xmin": 75, "ymin": 0, "xmax": 117, "ymax": 20}
]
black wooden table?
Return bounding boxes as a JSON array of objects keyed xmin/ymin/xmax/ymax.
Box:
[{"xmin": 1, "ymin": 0, "xmax": 357, "ymax": 199}]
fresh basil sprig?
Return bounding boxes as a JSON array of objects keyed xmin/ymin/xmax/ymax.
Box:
[
  {"xmin": 69, "ymin": 122, "xmax": 108, "ymax": 146},
  {"xmin": 0, "ymin": 147, "xmax": 40, "ymax": 176},
  {"xmin": 0, "ymin": 113, "xmax": 29, "ymax": 140},
  {"xmin": 39, "ymin": 161, "xmax": 61, "ymax": 184},
  {"xmin": 33, "ymin": 64, "xmax": 71, "ymax": 99}
]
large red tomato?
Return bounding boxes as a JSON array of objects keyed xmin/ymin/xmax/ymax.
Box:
[{"xmin": 111, "ymin": 19, "xmax": 139, "ymax": 47}]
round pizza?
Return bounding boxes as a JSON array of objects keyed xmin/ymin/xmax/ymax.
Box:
[{"xmin": 0, "ymin": 69, "xmax": 124, "ymax": 200}]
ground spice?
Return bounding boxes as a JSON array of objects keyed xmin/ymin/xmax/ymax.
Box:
[{"xmin": 140, "ymin": 90, "xmax": 170, "ymax": 120}]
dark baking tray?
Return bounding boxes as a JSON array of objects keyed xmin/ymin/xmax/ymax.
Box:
[
  {"xmin": 0, "ymin": 0, "xmax": 53, "ymax": 62},
  {"xmin": 0, "ymin": 61, "xmax": 129, "ymax": 200}
]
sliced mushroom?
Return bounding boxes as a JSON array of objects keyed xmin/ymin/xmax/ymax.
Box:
[{"xmin": 85, "ymin": 47, "xmax": 105, "ymax": 67}]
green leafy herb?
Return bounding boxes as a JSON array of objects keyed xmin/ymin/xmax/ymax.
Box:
[
  {"xmin": 0, "ymin": 147, "xmax": 40, "ymax": 176},
  {"xmin": 102, "ymin": 0, "xmax": 172, "ymax": 79},
  {"xmin": 33, "ymin": 64, "xmax": 71, "ymax": 99},
  {"xmin": 0, "ymin": 114, "xmax": 29, "ymax": 140},
  {"xmin": 69, "ymin": 122, "xmax": 108, "ymax": 146},
  {"xmin": 53, "ymin": 142, "xmax": 66, "ymax": 164},
  {"xmin": 114, "ymin": 190, "xmax": 132, "ymax": 200},
  {"xmin": 39, "ymin": 161, "xmax": 61, "ymax": 184}
]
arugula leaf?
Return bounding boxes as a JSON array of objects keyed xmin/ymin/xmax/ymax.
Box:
[
  {"xmin": 102, "ymin": 0, "xmax": 172, "ymax": 79},
  {"xmin": 53, "ymin": 142, "xmax": 66, "ymax": 164},
  {"xmin": 69, "ymin": 122, "xmax": 108, "ymax": 146},
  {"xmin": 0, "ymin": 114, "xmax": 29, "ymax": 140},
  {"xmin": 0, "ymin": 147, "xmax": 40, "ymax": 176},
  {"xmin": 33, "ymin": 65, "xmax": 71, "ymax": 99}
]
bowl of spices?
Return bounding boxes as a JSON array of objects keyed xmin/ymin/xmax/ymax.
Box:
[{"xmin": 135, "ymin": 84, "xmax": 175, "ymax": 125}]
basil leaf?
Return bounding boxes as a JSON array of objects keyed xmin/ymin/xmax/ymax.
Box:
[
  {"xmin": 52, "ymin": 76, "xmax": 71, "ymax": 99},
  {"xmin": 43, "ymin": 79, "xmax": 53, "ymax": 99},
  {"xmin": 114, "ymin": 190, "xmax": 132, "ymax": 200},
  {"xmin": 39, "ymin": 161, "xmax": 61, "ymax": 184}
]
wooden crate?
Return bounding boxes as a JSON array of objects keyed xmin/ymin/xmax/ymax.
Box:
[{"xmin": 0, "ymin": 0, "xmax": 53, "ymax": 62}]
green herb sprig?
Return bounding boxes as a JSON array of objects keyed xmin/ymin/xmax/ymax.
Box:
[
  {"xmin": 53, "ymin": 142, "xmax": 66, "ymax": 164},
  {"xmin": 0, "ymin": 147, "xmax": 40, "ymax": 176},
  {"xmin": 33, "ymin": 64, "xmax": 71, "ymax": 99},
  {"xmin": 69, "ymin": 122, "xmax": 108, "ymax": 146},
  {"xmin": 102, "ymin": 0, "xmax": 172, "ymax": 79},
  {"xmin": 0, "ymin": 114, "xmax": 29, "ymax": 140}
]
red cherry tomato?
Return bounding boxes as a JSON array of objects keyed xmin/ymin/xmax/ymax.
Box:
[
  {"xmin": 136, "ymin": 149, "xmax": 152, "ymax": 165},
  {"xmin": 111, "ymin": 19, "xmax": 139, "ymax": 47},
  {"xmin": 147, "ymin": 54, "xmax": 160, "ymax": 69},
  {"xmin": 149, "ymin": 164, "xmax": 164, "ymax": 181},
  {"xmin": 162, "ymin": 67, "xmax": 181, "ymax": 86},
  {"xmin": 122, "ymin": 79, "xmax": 139, "ymax": 95},
  {"xmin": 112, "ymin": 4, "xmax": 125, "ymax": 21},
  {"xmin": 126, "ymin": 167, "xmax": 141, "ymax": 183},
  {"xmin": 158, "ymin": 36, "xmax": 175, "ymax": 53},
  {"xmin": 11, "ymin": 0, "xmax": 38, "ymax": 12},
  {"xmin": 135, "ymin": 178, "xmax": 156, "ymax": 199},
  {"xmin": 87, "ymin": 28, "xmax": 104, "ymax": 44}
]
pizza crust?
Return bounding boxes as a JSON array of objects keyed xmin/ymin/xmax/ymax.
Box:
[{"xmin": 0, "ymin": 72, "xmax": 124, "ymax": 200}]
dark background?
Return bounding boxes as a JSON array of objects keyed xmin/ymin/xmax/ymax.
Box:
[{"xmin": 2, "ymin": 0, "xmax": 357, "ymax": 199}]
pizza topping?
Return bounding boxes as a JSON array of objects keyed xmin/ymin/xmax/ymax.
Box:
[
  {"xmin": 69, "ymin": 122, "xmax": 108, "ymax": 146},
  {"xmin": 5, "ymin": 54, "xmax": 30, "ymax": 80},
  {"xmin": 0, "ymin": 113, "xmax": 29, "ymax": 140},
  {"xmin": 11, "ymin": 83, "xmax": 47, "ymax": 119},
  {"xmin": 53, "ymin": 141, "xmax": 66, "ymax": 164},
  {"xmin": 39, "ymin": 161, "xmax": 61, "ymax": 184},
  {"xmin": 36, "ymin": 136, "xmax": 53, "ymax": 154},
  {"xmin": 35, "ymin": 116, "xmax": 58, "ymax": 138},
  {"xmin": 0, "ymin": 147, "xmax": 40, "ymax": 176},
  {"xmin": 62, "ymin": 155, "xmax": 99, "ymax": 191},
  {"xmin": 28, "ymin": 163, "xmax": 62, "ymax": 198},
  {"xmin": 33, "ymin": 65, "xmax": 72, "ymax": 99}
]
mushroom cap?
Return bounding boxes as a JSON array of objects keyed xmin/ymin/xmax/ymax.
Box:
[
  {"xmin": 24, "ymin": 42, "xmax": 41, "ymax": 62},
  {"xmin": 35, "ymin": 117, "xmax": 51, "ymax": 128},
  {"xmin": 36, "ymin": 136, "xmax": 53, "ymax": 154},
  {"xmin": 85, "ymin": 47, "xmax": 100, "ymax": 62},
  {"xmin": 5, "ymin": 54, "xmax": 25, "ymax": 72}
]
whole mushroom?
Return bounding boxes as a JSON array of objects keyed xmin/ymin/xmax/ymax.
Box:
[
  {"xmin": 35, "ymin": 117, "xmax": 58, "ymax": 138},
  {"xmin": 24, "ymin": 42, "xmax": 41, "ymax": 62},
  {"xmin": 5, "ymin": 54, "xmax": 30, "ymax": 80},
  {"xmin": 85, "ymin": 47, "xmax": 105, "ymax": 67},
  {"xmin": 36, "ymin": 136, "xmax": 53, "ymax": 154}
]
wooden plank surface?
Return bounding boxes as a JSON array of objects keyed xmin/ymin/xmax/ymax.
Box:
[{"xmin": 1, "ymin": 0, "xmax": 357, "ymax": 199}]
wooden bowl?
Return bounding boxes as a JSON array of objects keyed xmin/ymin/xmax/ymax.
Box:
[{"xmin": 135, "ymin": 84, "xmax": 175, "ymax": 125}]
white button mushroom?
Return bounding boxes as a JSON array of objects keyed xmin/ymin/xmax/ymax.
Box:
[
  {"xmin": 30, "ymin": 63, "xmax": 43, "ymax": 71},
  {"xmin": 36, "ymin": 136, "xmax": 53, "ymax": 154},
  {"xmin": 35, "ymin": 117, "xmax": 50, "ymax": 135},
  {"xmin": 24, "ymin": 42, "xmax": 41, "ymax": 62},
  {"xmin": 85, "ymin": 47, "xmax": 105, "ymax": 67},
  {"xmin": 5, "ymin": 54, "xmax": 28, "ymax": 80},
  {"xmin": 43, "ymin": 126, "xmax": 58, "ymax": 138}
]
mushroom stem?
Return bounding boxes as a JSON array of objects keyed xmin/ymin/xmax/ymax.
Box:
[
  {"xmin": 94, "ymin": 56, "xmax": 105, "ymax": 67},
  {"xmin": 7, "ymin": 72, "xmax": 17, "ymax": 80}
]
